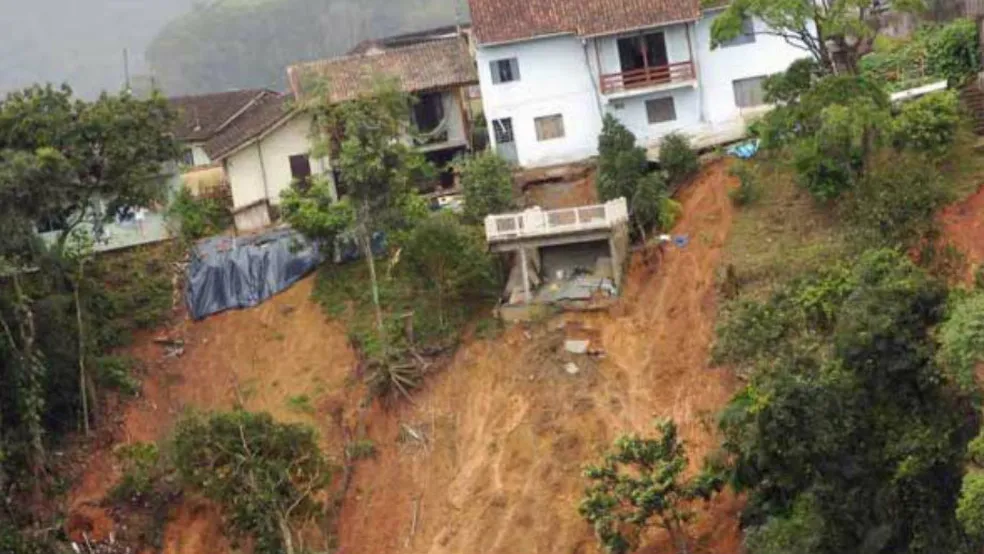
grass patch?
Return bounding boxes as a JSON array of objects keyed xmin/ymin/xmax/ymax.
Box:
[
  {"xmin": 313, "ymin": 260, "xmax": 494, "ymax": 360},
  {"xmin": 721, "ymin": 154, "xmax": 854, "ymax": 301},
  {"xmin": 286, "ymin": 394, "xmax": 315, "ymax": 414}
]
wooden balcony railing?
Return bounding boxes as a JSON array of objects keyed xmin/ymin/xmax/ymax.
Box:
[{"xmin": 600, "ymin": 61, "xmax": 696, "ymax": 95}]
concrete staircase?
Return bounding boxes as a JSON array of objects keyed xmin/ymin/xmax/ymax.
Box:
[{"xmin": 961, "ymin": 82, "xmax": 984, "ymax": 136}]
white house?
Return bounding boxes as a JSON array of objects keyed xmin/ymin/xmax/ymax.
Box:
[
  {"xmin": 207, "ymin": 34, "xmax": 479, "ymax": 232},
  {"xmin": 169, "ymin": 89, "xmax": 279, "ymax": 168},
  {"xmin": 468, "ymin": 0, "xmax": 810, "ymax": 168}
]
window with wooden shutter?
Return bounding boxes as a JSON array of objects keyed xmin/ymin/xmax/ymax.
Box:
[{"xmin": 534, "ymin": 114, "xmax": 565, "ymax": 141}]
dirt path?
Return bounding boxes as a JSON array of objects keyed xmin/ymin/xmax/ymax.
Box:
[{"xmin": 336, "ymin": 161, "xmax": 742, "ymax": 554}]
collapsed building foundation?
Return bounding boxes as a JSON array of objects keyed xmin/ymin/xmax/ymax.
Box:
[{"xmin": 484, "ymin": 198, "xmax": 630, "ymax": 321}]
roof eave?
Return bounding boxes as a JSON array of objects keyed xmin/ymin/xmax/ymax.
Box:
[
  {"xmin": 209, "ymin": 110, "xmax": 299, "ymax": 163},
  {"xmin": 580, "ymin": 15, "xmax": 701, "ymax": 39}
]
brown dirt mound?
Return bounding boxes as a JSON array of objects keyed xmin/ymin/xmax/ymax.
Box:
[
  {"xmin": 941, "ymin": 183, "xmax": 984, "ymax": 281},
  {"xmin": 336, "ymin": 161, "xmax": 741, "ymax": 554}
]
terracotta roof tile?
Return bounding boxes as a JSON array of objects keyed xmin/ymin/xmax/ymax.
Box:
[
  {"xmin": 469, "ymin": 0, "xmax": 701, "ymax": 45},
  {"xmin": 204, "ymin": 94, "xmax": 293, "ymax": 161},
  {"xmin": 168, "ymin": 89, "xmax": 275, "ymax": 142},
  {"xmin": 287, "ymin": 36, "xmax": 478, "ymax": 104}
]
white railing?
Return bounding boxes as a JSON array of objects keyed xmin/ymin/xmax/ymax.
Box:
[{"xmin": 484, "ymin": 198, "xmax": 629, "ymax": 242}]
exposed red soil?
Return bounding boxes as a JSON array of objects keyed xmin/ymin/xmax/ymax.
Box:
[
  {"xmin": 336, "ymin": 161, "xmax": 741, "ymax": 554},
  {"xmin": 68, "ymin": 161, "xmax": 741, "ymax": 554},
  {"xmin": 67, "ymin": 277, "xmax": 359, "ymax": 553},
  {"xmin": 941, "ymin": 183, "xmax": 984, "ymax": 281}
]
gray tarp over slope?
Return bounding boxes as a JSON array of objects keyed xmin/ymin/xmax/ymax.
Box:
[{"xmin": 186, "ymin": 228, "xmax": 323, "ymax": 320}]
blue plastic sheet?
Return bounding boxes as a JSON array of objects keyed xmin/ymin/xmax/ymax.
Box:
[
  {"xmin": 186, "ymin": 228, "xmax": 323, "ymax": 320},
  {"xmin": 727, "ymin": 140, "xmax": 760, "ymax": 159}
]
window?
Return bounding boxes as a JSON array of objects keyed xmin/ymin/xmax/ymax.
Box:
[
  {"xmin": 492, "ymin": 118, "xmax": 515, "ymax": 144},
  {"xmin": 720, "ymin": 18, "xmax": 756, "ymax": 47},
  {"xmin": 490, "ymin": 58, "xmax": 520, "ymax": 84},
  {"xmin": 412, "ymin": 92, "xmax": 446, "ymax": 134},
  {"xmin": 289, "ymin": 154, "xmax": 312, "ymax": 185},
  {"xmin": 733, "ymin": 76, "xmax": 768, "ymax": 108},
  {"xmin": 617, "ymin": 32, "xmax": 668, "ymax": 71},
  {"xmin": 534, "ymin": 114, "xmax": 566, "ymax": 141},
  {"xmin": 181, "ymin": 148, "xmax": 195, "ymax": 166},
  {"xmin": 646, "ymin": 97, "xmax": 677, "ymax": 124}
]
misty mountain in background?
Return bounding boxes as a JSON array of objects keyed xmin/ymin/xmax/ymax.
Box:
[
  {"xmin": 147, "ymin": 0, "xmax": 468, "ymax": 96},
  {"xmin": 0, "ymin": 0, "xmax": 197, "ymax": 98}
]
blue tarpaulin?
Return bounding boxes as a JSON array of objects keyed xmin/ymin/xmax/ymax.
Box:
[{"xmin": 186, "ymin": 228, "xmax": 323, "ymax": 320}]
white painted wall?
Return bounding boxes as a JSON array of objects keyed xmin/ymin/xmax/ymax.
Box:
[
  {"xmin": 694, "ymin": 12, "xmax": 811, "ymax": 124},
  {"xmin": 474, "ymin": 13, "xmax": 810, "ymax": 167},
  {"xmin": 605, "ymin": 87, "xmax": 701, "ymax": 145},
  {"xmin": 224, "ymin": 113, "xmax": 332, "ymax": 211},
  {"xmin": 477, "ymin": 35, "xmax": 605, "ymax": 168}
]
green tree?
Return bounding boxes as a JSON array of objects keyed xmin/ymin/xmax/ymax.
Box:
[
  {"xmin": 596, "ymin": 115, "xmax": 674, "ymax": 239},
  {"xmin": 579, "ymin": 419, "xmax": 722, "ymax": 554},
  {"xmin": 456, "ymin": 151, "xmax": 515, "ymax": 224},
  {"xmin": 401, "ymin": 212, "xmax": 496, "ymax": 326},
  {"xmin": 709, "ymin": 0, "xmax": 926, "ymax": 74},
  {"xmin": 171, "ymin": 411, "xmax": 333, "ymax": 554},
  {"xmin": 716, "ymin": 250, "xmax": 978, "ymax": 554},
  {"xmin": 0, "ymin": 85, "xmax": 179, "ymax": 252},
  {"xmin": 658, "ymin": 133, "xmax": 699, "ymax": 186},
  {"xmin": 597, "ymin": 114, "xmax": 647, "ymax": 203},
  {"xmin": 285, "ymin": 79, "xmax": 435, "ymax": 348},
  {"xmin": 938, "ymin": 291, "xmax": 984, "ymax": 394},
  {"xmin": 891, "ymin": 90, "xmax": 962, "ymax": 159}
]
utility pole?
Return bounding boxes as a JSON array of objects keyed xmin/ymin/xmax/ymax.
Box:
[{"xmin": 123, "ymin": 48, "xmax": 131, "ymax": 93}]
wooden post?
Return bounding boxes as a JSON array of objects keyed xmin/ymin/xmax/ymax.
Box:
[{"xmin": 519, "ymin": 248, "xmax": 531, "ymax": 304}]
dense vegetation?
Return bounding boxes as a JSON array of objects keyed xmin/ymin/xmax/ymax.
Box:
[
  {"xmin": 0, "ymin": 84, "xmax": 180, "ymax": 547},
  {"xmin": 146, "ymin": 0, "xmax": 462, "ymax": 95}
]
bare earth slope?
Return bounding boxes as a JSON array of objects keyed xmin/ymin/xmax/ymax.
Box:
[
  {"xmin": 337, "ymin": 161, "xmax": 741, "ymax": 554},
  {"xmin": 68, "ymin": 161, "xmax": 741, "ymax": 554}
]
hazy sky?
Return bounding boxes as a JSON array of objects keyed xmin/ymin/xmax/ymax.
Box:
[{"xmin": 0, "ymin": 0, "xmax": 198, "ymax": 98}]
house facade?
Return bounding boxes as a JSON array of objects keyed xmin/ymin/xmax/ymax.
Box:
[
  {"xmin": 209, "ymin": 34, "xmax": 479, "ymax": 232},
  {"xmin": 469, "ymin": 0, "xmax": 810, "ymax": 168}
]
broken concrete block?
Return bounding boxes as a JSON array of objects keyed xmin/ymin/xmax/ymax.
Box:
[
  {"xmin": 565, "ymin": 362, "xmax": 580, "ymax": 375},
  {"xmin": 565, "ymin": 339, "xmax": 590, "ymax": 354}
]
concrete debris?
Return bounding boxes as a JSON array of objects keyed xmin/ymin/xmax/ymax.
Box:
[
  {"xmin": 564, "ymin": 362, "xmax": 580, "ymax": 375},
  {"xmin": 564, "ymin": 340, "xmax": 590, "ymax": 354}
]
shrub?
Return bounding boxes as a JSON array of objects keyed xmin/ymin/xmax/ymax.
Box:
[
  {"xmin": 167, "ymin": 187, "xmax": 231, "ymax": 241},
  {"xmin": 842, "ymin": 151, "xmax": 949, "ymax": 247},
  {"xmin": 729, "ymin": 160, "xmax": 761, "ymax": 206},
  {"xmin": 892, "ymin": 90, "xmax": 961, "ymax": 159},
  {"xmin": 93, "ymin": 355, "xmax": 140, "ymax": 396},
  {"xmin": 659, "ymin": 133, "xmax": 699, "ymax": 186},
  {"xmin": 927, "ymin": 18, "xmax": 981, "ymax": 85},
  {"xmin": 456, "ymin": 151, "xmax": 515, "ymax": 224},
  {"xmin": 938, "ymin": 292, "xmax": 984, "ymax": 393},
  {"xmin": 958, "ymin": 472, "xmax": 984, "ymax": 540},
  {"xmin": 110, "ymin": 442, "xmax": 162, "ymax": 502},
  {"xmin": 579, "ymin": 419, "xmax": 722, "ymax": 554},
  {"xmin": 597, "ymin": 114, "xmax": 647, "ymax": 202},
  {"xmin": 345, "ymin": 439, "xmax": 377, "ymax": 460},
  {"xmin": 171, "ymin": 410, "xmax": 333, "ymax": 554}
]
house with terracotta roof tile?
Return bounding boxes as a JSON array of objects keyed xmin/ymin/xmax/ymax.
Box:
[
  {"xmin": 468, "ymin": 0, "xmax": 810, "ymax": 168},
  {"xmin": 206, "ymin": 33, "xmax": 479, "ymax": 232}
]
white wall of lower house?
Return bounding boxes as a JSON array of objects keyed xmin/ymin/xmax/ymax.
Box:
[
  {"xmin": 694, "ymin": 12, "xmax": 811, "ymax": 125},
  {"xmin": 190, "ymin": 143, "xmax": 212, "ymax": 167},
  {"xmin": 224, "ymin": 113, "xmax": 332, "ymax": 212},
  {"xmin": 605, "ymin": 87, "xmax": 701, "ymax": 145},
  {"xmin": 477, "ymin": 35, "xmax": 604, "ymax": 168}
]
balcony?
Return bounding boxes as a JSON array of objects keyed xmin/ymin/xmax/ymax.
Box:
[
  {"xmin": 484, "ymin": 198, "xmax": 629, "ymax": 244},
  {"xmin": 600, "ymin": 61, "xmax": 696, "ymax": 95}
]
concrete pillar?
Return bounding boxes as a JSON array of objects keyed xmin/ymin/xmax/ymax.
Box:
[
  {"xmin": 520, "ymin": 248, "xmax": 531, "ymax": 304},
  {"xmin": 608, "ymin": 236, "xmax": 621, "ymax": 286}
]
